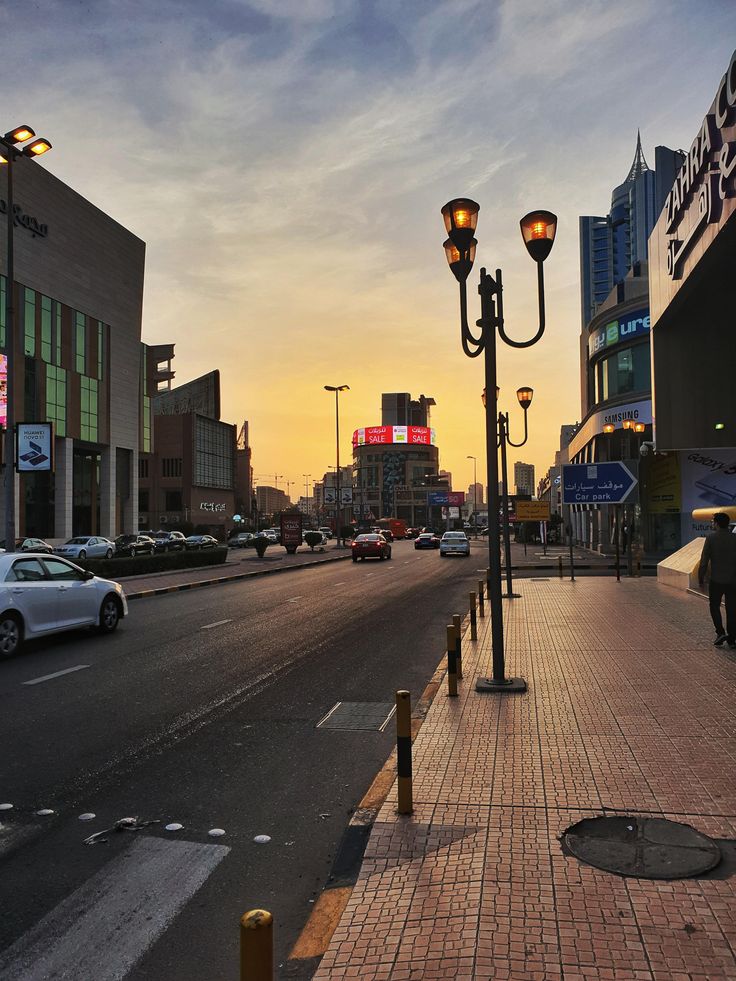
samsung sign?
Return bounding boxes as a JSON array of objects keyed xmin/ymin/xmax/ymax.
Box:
[{"xmin": 588, "ymin": 308, "xmax": 650, "ymax": 358}]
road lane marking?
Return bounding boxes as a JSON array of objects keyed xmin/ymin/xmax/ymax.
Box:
[
  {"xmin": 333, "ymin": 582, "xmax": 346, "ymax": 586},
  {"xmin": 287, "ymin": 596, "xmax": 303, "ymax": 603},
  {"xmin": 403, "ymin": 561, "xmax": 411, "ymax": 565},
  {"xmin": 200, "ymin": 619, "xmax": 232, "ymax": 630},
  {"xmin": 0, "ymin": 836, "xmax": 229, "ymax": 981},
  {"xmin": 23, "ymin": 665, "xmax": 90, "ymax": 686}
]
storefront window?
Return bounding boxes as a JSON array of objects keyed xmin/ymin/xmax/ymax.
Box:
[
  {"xmin": 593, "ymin": 343, "xmax": 650, "ymax": 405},
  {"xmin": 80, "ymin": 375, "xmax": 98, "ymax": 442},
  {"xmin": 46, "ymin": 364, "xmax": 67, "ymax": 437},
  {"xmin": 24, "ymin": 287, "xmax": 36, "ymax": 356},
  {"xmin": 41, "ymin": 296, "xmax": 52, "ymax": 363}
]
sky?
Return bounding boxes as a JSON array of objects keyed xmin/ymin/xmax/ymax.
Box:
[{"xmin": 3, "ymin": 0, "xmax": 736, "ymax": 502}]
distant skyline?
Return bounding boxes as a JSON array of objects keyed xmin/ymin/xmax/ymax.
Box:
[{"xmin": 3, "ymin": 0, "xmax": 735, "ymax": 495}]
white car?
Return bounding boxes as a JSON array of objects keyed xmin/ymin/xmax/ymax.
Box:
[
  {"xmin": 0, "ymin": 553, "xmax": 127, "ymax": 657},
  {"xmin": 439, "ymin": 531, "xmax": 471, "ymax": 557},
  {"xmin": 54, "ymin": 536, "xmax": 116, "ymax": 560}
]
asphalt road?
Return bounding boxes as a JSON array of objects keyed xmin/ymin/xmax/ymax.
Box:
[{"xmin": 0, "ymin": 540, "xmax": 486, "ymax": 980}]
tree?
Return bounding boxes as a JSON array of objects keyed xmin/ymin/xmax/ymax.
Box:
[{"xmin": 304, "ymin": 531, "xmax": 323, "ymax": 551}]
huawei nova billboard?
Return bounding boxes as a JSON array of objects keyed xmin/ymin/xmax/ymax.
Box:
[{"xmin": 352, "ymin": 425, "xmax": 436, "ymax": 447}]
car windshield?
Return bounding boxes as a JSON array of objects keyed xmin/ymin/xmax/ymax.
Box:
[
  {"xmin": 67, "ymin": 538, "xmax": 89, "ymax": 545},
  {"xmin": 444, "ymin": 533, "xmax": 466, "ymax": 539},
  {"xmin": 357, "ymin": 535, "xmax": 380, "ymax": 542}
]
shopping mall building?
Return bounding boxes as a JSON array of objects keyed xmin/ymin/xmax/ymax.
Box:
[{"xmin": 0, "ymin": 154, "xmax": 145, "ymax": 540}]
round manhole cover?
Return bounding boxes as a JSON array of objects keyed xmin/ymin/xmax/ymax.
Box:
[{"xmin": 562, "ymin": 816, "xmax": 721, "ymax": 879}]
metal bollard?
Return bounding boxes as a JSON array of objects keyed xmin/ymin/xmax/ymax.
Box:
[
  {"xmin": 452, "ymin": 614, "xmax": 463, "ymax": 680},
  {"xmin": 558, "ymin": 554, "xmax": 563, "ymax": 578},
  {"xmin": 446, "ymin": 625, "xmax": 458, "ymax": 696},
  {"xmin": 636, "ymin": 557, "xmax": 641, "ymax": 577},
  {"xmin": 240, "ymin": 909, "xmax": 273, "ymax": 981},
  {"xmin": 486, "ymin": 566, "xmax": 492, "ymax": 603},
  {"xmin": 469, "ymin": 592, "xmax": 477, "ymax": 641},
  {"xmin": 477, "ymin": 580, "xmax": 485, "ymax": 617},
  {"xmin": 396, "ymin": 690, "xmax": 413, "ymax": 814}
]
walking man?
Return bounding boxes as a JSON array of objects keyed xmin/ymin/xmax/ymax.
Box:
[{"xmin": 698, "ymin": 512, "xmax": 736, "ymax": 647}]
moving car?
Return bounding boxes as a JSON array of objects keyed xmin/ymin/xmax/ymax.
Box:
[
  {"xmin": 351, "ymin": 533, "xmax": 392, "ymax": 562},
  {"xmin": 184, "ymin": 534, "xmax": 219, "ymax": 550},
  {"xmin": 151, "ymin": 531, "xmax": 187, "ymax": 552},
  {"xmin": 54, "ymin": 536, "xmax": 116, "ymax": 560},
  {"xmin": 414, "ymin": 532, "xmax": 441, "ymax": 550},
  {"xmin": 439, "ymin": 531, "xmax": 471, "ymax": 557},
  {"xmin": 0, "ymin": 538, "xmax": 54, "ymax": 554},
  {"xmin": 0, "ymin": 553, "xmax": 127, "ymax": 657},
  {"xmin": 114, "ymin": 534, "xmax": 156, "ymax": 557}
]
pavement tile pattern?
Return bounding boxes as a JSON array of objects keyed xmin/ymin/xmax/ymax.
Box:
[{"xmin": 314, "ymin": 579, "xmax": 736, "ymax": 980}]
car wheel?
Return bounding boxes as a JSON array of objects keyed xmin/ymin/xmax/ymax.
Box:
[
  {"xmin": 148, "ymin": 547, "xmax": 155, "ymax": 555},
  {"xmin": 379, "ymin": 553, "xmax": 385, "ymax": 560},
  {"xmin": 78, "ymin": 550, "xmax": 87, "ymax": 560},
  {"xmin": 0, "ymin": 612, "xmax": 22, "ymax": 658},
  {"xmin": 105, "ymin": 548, "xmax": 113, "ymax": 559},
  {"xmin": 99, "ymin": 595, "xmax": 122, "ymax": 634}
]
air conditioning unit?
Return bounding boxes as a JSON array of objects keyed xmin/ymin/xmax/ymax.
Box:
[{"xmin": 161, "ymin": 515, "xmax": 168, "ymax": 523}]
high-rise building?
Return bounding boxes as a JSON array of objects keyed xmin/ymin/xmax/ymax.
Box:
[
  {"xmin": 514, "ymin": 462, "xmax": 535, "ymax": 497},
  {"xmin": 381, "ymin": 393, "xmax": 436, "ymax": 427},
  {"xmin": 467, "ymin": 482, "xmax": 484, "ymax": 508}
]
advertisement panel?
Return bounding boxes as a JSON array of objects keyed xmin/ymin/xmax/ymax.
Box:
[
  {"xmin": 679, "ymin": 448, "xmax": 736, "ymax": 540},
  {"xmin": 16, "ymin": 422, "xmax": 53, "ymax": 472},
  {"xmin": 352, "ymin": 425, "xmax": 436, "ymax": 447},
  {"xmin": 280, "ymin": 512, "xmax": 302, "ymax": 553},
  {"xmin": 516, "ymin": 501, "xmax": 551, "ymax": 521},
  {"xmin": 0, "ymin": 354, "xmax": 6, "ymax": 430},
  {"xmin": 428, "ymin": 491, "xmax": 465, "ymax": 506},
  {"xmin": 588, "ymin": 309, "xmax": 650, "ymax": 357}
]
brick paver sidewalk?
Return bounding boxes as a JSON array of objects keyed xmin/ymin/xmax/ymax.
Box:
[{"xmin": 315, "ymin": 579, "xmax": 736, "ymax": 980}]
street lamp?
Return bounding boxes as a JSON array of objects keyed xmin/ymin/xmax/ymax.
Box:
[
  {"xmin": 1, "ymin": 125, "xmax": 52, "ymax": 553},
  {"xmin": 442, "ymin": 198, "xmax": 557, "ymax": 693},
  {"xmin": 466, "ymin": 455, "xmax": 477, "ymax": 537},
  {"xmin": 324, "ymin": 384, "xmax": 349, "ymax": 546},
  {"xmin": 496, "ymin": 386, "xmax": 534, "ymax": 599},
  {"xmin": 303, "ymin": 474, "xmax": 311, "ymax": 526}
]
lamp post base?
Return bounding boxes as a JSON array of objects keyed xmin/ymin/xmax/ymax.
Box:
[
  {"xmin": 475, "ymin": 675, "xmax": 527, "ymax": 693},
  {"xmin": 502, "ymin": 592, "xmax": 521, "ymax": 599}
]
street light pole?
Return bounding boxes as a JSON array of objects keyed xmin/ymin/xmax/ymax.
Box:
[
  {"xmin": 441, "ymin": 199, "xmax": 557, "ymax": 693},
  {"xmin": 1, "ymin": 125, "xmax": 52, "ymax": 553},
  {"xmin": 324, "ymin": 384, "xmax": 349, "ymax": 546},
  {"xmin": 466, "ymin": 454, "xmax": 477, "ymax": 537},
  {"xmin": 495, "ymin": 387, "xmax": 533, "ymax": 599},
  {"xmin": 303, "ymin": 473, "xmax": 311, "ymax": 526}
]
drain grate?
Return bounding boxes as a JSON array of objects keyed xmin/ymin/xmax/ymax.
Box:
[
  {"xmin": 562, "ymin": 816, "xmax": 721, "ymax": 879},
  {"xmin": 316, "ymin": 701, "xmax": 396, "ymax": 731}
]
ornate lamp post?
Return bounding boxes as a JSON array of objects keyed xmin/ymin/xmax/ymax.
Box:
[
  {"xmin": 1, "ymin": 125, "xmax": 52, "ymax": 552},
  {"xmin": 466, "ymin": 454, "xmax": 477, "ymax": 537},
  {"xmin": 497, "ymin": 386, "xmax": 534, "ymax": 598},
  {"xmin": 441, "ymin": 199, "xmax": 556, "ymax": 693},
  {"xmin": 324, "ymin": 384, "xmax": 349, "ymax": 545}
]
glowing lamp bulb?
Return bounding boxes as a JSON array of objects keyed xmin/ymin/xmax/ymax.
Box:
[
  {"xmin": 603, "ymin": 424, "xmax": 615, "ymax": 434},
  {"xmin": 530, "ymin": 221, "xmax": 547, "ymax": 239}
]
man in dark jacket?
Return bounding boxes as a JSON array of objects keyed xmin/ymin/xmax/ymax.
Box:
[{"xmin": 698, "ymin": 512, "xmax": 736, "ymax": 647}]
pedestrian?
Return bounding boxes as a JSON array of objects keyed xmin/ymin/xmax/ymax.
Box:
[{"xmin": 698, "ymin": 512, "xmax": 736, "ymax": 647}]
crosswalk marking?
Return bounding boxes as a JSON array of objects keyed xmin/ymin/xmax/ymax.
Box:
[{"xmin": 0, "ymin": 835, "xmax": 229, "ymax": 980}]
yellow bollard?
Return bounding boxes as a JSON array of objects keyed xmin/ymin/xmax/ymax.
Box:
[
  {"xmin": 469, "ymin": 592, "xmax": 477, "ymax": 641},
  {"xmin": 477, "ymin": 580, "xmax": 485, "ymax": 617},
  {"xmin": 396, "ymin": 690, "xmax": 413, "ymax": 815},
  {"xmin": 452, "ymin": 614, "xmax": 463, "ymax": 680},
  {"xmin": 240, "ymin": 909, "xmax": 273, "ymax": 981},
  {"xmin": 446, "ymin": 625, "xmax": 458, "ymax": 696}
]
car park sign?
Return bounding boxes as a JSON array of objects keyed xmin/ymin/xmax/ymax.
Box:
[{"xmin": 562, "ymin": 463, "xmax": 638, "ymax": 504}]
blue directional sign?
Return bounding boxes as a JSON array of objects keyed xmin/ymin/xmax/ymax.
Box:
[{"xmin": 562, "ymin": 462, "xmax": 638, "ymax": 505}]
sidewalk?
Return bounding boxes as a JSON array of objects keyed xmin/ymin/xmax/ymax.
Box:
[{"xmin": 311, "ymin": 578, "xmax": 736, "ymax": 980}]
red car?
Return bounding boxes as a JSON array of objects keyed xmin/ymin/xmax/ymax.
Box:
[{"xmin": 351, "ymin": 534, "xmax": 392, "ymax": 562}]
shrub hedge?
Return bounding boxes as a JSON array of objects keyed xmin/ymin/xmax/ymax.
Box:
[{"xmin": 78, "ymin": 547, "xmax": 228, "ymax": 579}]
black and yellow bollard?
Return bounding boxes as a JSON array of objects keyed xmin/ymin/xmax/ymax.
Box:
[
  {"xmin": 240, "ymin": 909, "xmax": 273, "ymax": 981},
  {"xmin": 446, "ymin": 625, "xmax": 458, "ymax": 696},
  {"xmin": 477, "ymin": 580, "xmax": 485, "ymax": 617},
  {"xmin": 558, "ymin": 555, "xmax": 563, "ymax": 578},
  {"xmin": 469, "ymin": 592, "xmax": 477, "ymax": 641},
  {"xmin": 452, "ymin": 614, "xmax": 463, "ymax": 680},
  {"xmin": 396, "ymin": 690, "xmax": 413, "ymax": 815}
]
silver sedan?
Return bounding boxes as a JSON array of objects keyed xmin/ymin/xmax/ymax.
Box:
[
  {"xmin": 53, "ymin": 536, "xmax": 116, "ymax": 561},
  {"xmin": 0, "ymin": 553, "xmax": 127, "ymax": 657}
]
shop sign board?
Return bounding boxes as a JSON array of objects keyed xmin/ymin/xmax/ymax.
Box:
[
  {"xmin": 562, "ymin": 463, "xmax": 637, "ymax": 504},
  {"xmin": 280, "ymin": 512, "xmax": 302, "ymax": 552},
  {"xmin": 16, "ymin": 423, "xmax": 53, "ymax": 472},
  {"xmin": 516, "ymin": 501, "xmax": 551, "ymax": 521},
  {"xmin": 588, "ymin": 309, "xmax": 650, "ymax": 357},
  {"xmin": 428, "ymin": 491, "xmax": 465, "ymax": 506}
]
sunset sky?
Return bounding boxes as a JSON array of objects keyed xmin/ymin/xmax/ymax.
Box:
[{"xmin": 4, "ymin": 0, "xmax": 735, "ymax": 500}]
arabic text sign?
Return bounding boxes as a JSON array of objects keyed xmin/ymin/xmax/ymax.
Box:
[
  {"xmin": 562, "ymin": 463, "xmax": 637, "ymax": 505},
  {"xmin": 516, "ymin": 501, "xmax": 551, "ymax": 521},
  {"xmin": 352, "ymin": 425, "xmax": 436, "ymax": 447},
  {"xmin": 16, "ymin": 423, "xmax": 53, "ymax": 472}
]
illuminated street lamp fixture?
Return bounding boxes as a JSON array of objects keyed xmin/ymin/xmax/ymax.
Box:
[
  {"xmin": 634, "ymin": 423, "xmax": 646, "ymax": 433},
  {"xmin": 442, "ymin": 198, "xmax": 557, "ymax": 693},
  {"xmin": 603, "ymin": 423, "xmax": 615, "ymax": 434},
  {"xmin": 1, "ymin": 124, "xmax": 52, "ymax": 554},
  {"xmin": 324, "ymin": 384, "xmax": 350, "ymax": 546}
]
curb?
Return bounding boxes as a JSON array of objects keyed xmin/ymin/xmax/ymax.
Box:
[
  {"xmin": 124, "ymin": 552, "xmax": 353, "ymax": 601},
  {"xmin": 286, "ymin": 618, "xmax": 464, "ymax": 974}
]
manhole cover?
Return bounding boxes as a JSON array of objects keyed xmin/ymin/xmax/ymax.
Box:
[
  {"xmin": 316, "ymin": 701, "xmax": 396, "ymax": 731},
  {"xmin": 562, "ymin": 816, "xmax": 721, "ymax": 879}
]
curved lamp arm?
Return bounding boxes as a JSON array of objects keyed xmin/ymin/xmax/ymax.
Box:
[
  {"xmin": 506, "ymin": 407, "xmax": 529, "ymax": 448},
  {"xmin": 497, "ymin": 261, "xmax": 546, "ymax": 350},
  {"xmin": 459, "ymin": 279, "xmax": 484, "ymax": 358}
]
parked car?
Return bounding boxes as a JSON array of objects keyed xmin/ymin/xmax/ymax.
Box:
[
  {"xmin": 228, "ymin": 532, "xmax": 255, "ymax": 548},
  {"xmin": 351, "ymin": 533, "xmax": 392, "ymax": 562},
  {"xmin": 0, "ymin": 553, "xmax": 127, "ymax": 657},
  {"xmin": 151, "ymin": 531, "xmax": 187, "ymax": 552},
  {"xmin": 0, "ymin": 538, "xmax": 54, "ymax": 554},
  {"xmin": 54, "ymin": 536, "xmax": 116, "ymax": 561},
  {"xmin": 439, "ymin": 531, "xmax": 471, "ymax": 557},
  {"xmin": 318, "ymin": 527, "xmax": 333, "ymax": 540},
  {"xmin": 414, "ymin": 532, "xmax": 441, "ymax": 550},
  {"xmin": 114, "ymin": 534, "xmax": 157, "ymax": 557},
  {"xmin": 184, "ymin": 534, "xmax": 219, "ymax": 550},
  {"xmin": 260, "ymin": 529, "xmax": 279, "ymax": 544}
]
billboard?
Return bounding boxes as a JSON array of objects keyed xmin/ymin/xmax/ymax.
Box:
[
  {"xmin": 154, "ymin": 370, "xmax": 220, "ymax": 420},
  {"xmin": 0, "ymin": 354, "xmax": 6, "ymax": 430},
  {"xmin": 588, "ymin": 309, "xmax": 650, "ymax": 357},
  {"xmin": 16, "ymin": 423, "xmax": 53, "ymax": 472},
  {"xmin": 352, "ymin": 425, "xmax": 436, "ymax": 447},
  {"xmin": 428, "ymin": 491, "xmax": 465, "ymax": 506}
]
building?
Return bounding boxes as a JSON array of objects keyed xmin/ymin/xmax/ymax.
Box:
[
  {"xmin": 647, "ymin": 47, "xmax": 736, "ymax": 544},
  {"xmin": 514, "ymin": 462, "xmax": 535, "ymax": 497},
  {"xmin": 255, "ymin": 485, "xmax": 289, "ymax": 517},
  {"xmin": 138, "ymin": 368, "xmax": 238, "ymax": 538},
  {"xmin": 467, "ymin": 482, "xmax": 484, "ymax": 508},
  {"xmin": 0, "ymin": 155, "xmax": 145, "ymax": 540},
  {"xmin": 381, "ymin": 393, "xmax": 435, "ymax": 427}
]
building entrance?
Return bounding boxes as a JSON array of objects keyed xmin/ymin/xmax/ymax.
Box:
[{"xmin": 73, "ymin": 450, "xmax": 100, "ymax": 535}]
